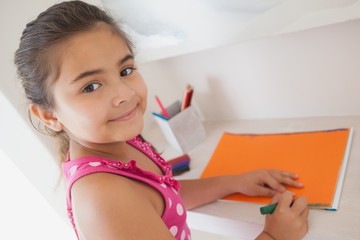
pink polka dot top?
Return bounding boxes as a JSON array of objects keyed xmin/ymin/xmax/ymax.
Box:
[{"xmin": 62, "ymin": 136, "xmax": 191, "ymax": 240}]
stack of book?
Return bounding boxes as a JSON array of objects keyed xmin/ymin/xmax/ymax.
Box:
[{"xmin": 167, "ymin": 154, "xmax": 191, "ymax": 175}]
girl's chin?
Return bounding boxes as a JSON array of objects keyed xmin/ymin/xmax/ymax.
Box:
[{"xmin": 123, "ymin": 124, "xmax": 144, "ymax": 141}]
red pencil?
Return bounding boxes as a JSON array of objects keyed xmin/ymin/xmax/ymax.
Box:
[
  {"xmin": 155, "ymin": 95, "xmax": 170, "ymax": 118},
  {"xmin": 181, "ymin": 84, "xmax": 193, "ymax": 111}
]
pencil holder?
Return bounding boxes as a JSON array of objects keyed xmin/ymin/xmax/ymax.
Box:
[{"xmin": 153, "ymin": 101, "xmax": 206, "ymax": 153}]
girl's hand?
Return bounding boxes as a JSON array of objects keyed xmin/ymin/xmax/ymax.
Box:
[
  {"xmin": 228, "ymin": 169, "xmax": 304, "ymax": 197},
  {"xmin": 258, "ymin": 191, "xmax": 309, "ymax": 240}
]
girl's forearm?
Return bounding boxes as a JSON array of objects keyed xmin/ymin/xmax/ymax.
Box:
[{"xmin": 179, "ymin": 175, "xmax": 234, "ymax": 209}]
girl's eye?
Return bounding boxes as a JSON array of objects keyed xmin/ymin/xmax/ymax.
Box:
[
  {"xmin": 82, "ymin": 83, "xmax": 101, "ymax": 93},
  {"xmin": 120, "ymin": 67, "xmax": 136, "ymax": 77}
]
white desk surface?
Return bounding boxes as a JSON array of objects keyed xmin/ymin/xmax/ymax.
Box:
[{"xmin": 144, "ymin": 116, "xmax": 360, "ymax": 240}]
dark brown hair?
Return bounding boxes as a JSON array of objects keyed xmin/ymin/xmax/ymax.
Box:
[{"xmin": 14, "ymin": 0, "xmax": 134, "ymax": 163}]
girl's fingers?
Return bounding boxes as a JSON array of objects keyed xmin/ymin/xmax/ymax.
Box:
[
  {"xmin": 272, "ymin": 170, "xmax": 304, "ymax": 188},
  {"xmin": 277, "ymin": 191, "xmax": 294, "ymax": 210},
  {"xmin": 256, "ymin": 186, "xmax": 278, "ymax": 196},
  {"xmin": 301, "ymin": 205, "xmax": 310, "ymax": 228},
  {"xmin": 262, "ymin": 174, "xmax": 287, "ymax": 193},
  {"xmin": 291, "ymin": 196, "xmax": 308, "ymax": 214},
  {"xmin": 281, "ymin": 178, "xmax": 304, "ymax": 188},
  {"xmin": 271, "ymin": 192, "xmax": 282, "ymax": 204},
  {"xmin": 279, "ymin": 171, "xmax": 299, "ymax": 179}
]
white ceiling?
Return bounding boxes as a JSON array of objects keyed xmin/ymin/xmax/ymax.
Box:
[{"xmin": 101, "ymin": 0, "xmax": 360, "ymax": 62}]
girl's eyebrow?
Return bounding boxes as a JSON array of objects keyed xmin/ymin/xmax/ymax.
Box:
[
  {"xmin": 71, "ymin": 69, "xmax": 103, "ymax": 83},
  {"xmin": 118, "ymin": 54, "xmax": 134, "ymax": 66},
  {"xmin": 71, "ymin": 54, "xmax": 134, "ymax": 83}
]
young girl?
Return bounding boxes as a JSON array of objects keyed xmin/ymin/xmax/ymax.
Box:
[{"xmin": 14, "ymin": 1, "xmax": 309, "ymax": 239}]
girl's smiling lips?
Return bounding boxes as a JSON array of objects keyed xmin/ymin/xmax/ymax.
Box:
[{"xmin": 109, "ymin": 106, "xmax": 137, "ymax": 122}]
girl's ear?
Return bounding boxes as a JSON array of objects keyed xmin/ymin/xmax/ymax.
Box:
[{"xmin": 29, "ymin": 104, "xmax": 63, "ymax": 132}]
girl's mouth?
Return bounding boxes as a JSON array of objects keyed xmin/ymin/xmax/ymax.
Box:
[{"xmin": 109, "ymin": 106, "xmax": 137, "ymax": 122}]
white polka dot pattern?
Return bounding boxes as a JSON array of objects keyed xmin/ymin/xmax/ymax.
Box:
[
  {"xmin": 69, "ymin": 165, "xmax": 78, "ymax": 176},
  {"xmin": 89, "ymin": 162, "xmax": 101, "ymax": 167},
  {"xmin": 181, "ymin": 230, "xmax": 186, "ymax": 240},
  {"xmin": 170, "ymin": 226, "xmax": 178, "ymax": 236},
  {"xmin": 172, "ymin": 187, "xmax": 178, "ymax": 195},
  {"xmin": 176, "ymin": 203, "xmax": 184, "ymax": 216},
  {"xmin": 168, "ymin": 198, "xmax": 172, "ymax": 208}
]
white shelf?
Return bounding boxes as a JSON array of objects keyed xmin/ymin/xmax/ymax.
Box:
[{"xmin": 102, "ymin": 0, "xmax": 360, "ymax": 63}]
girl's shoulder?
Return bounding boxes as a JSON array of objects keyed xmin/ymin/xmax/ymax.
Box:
[{"xmin": 69, "ymin": 172, "xmax": 173, "ymax": 239}]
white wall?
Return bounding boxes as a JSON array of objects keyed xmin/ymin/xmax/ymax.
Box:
[
  {"xmin": 141, "ymin": 19, "xmax": 360, "ymax": 123},
  {"xmin": 0, "ymin": 149, "xmax": 75, "ymax": 239}
]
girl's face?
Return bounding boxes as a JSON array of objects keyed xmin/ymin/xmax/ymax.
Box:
[{"xmin": 49, "ymin": 24, "xmax": 147, "ymax": 146}]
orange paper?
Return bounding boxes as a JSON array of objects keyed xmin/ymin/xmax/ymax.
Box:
[{"xmin": 201, "ymin": 129, "xmax": 352, "ymax": 208}]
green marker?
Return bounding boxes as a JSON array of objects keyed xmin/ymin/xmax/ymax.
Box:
[
  {"xmin": 260, "ymin": 202, "xmax": 331, "ymax": 215},
  {"xmin": 260, "ymin": 203, "xmax": 279, "ymax": 215}
]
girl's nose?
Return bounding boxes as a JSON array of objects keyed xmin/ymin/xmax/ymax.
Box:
[{"xmin": 111, "ymin": 81, "xmax": 135, "ymax": 106}]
